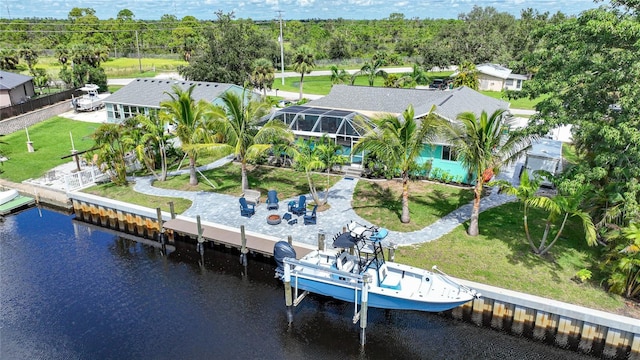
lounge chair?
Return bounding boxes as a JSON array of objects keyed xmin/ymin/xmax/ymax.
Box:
[
  {"xmin": 266, "ymin": 190, "xmax": 279, "ymax": 210},
  {"xmin": 291, "ymin": 195, "xmax": 307, "ymax": 216},
  {"xmin": 303, "ymin": 204, "xmax": 318, "ymax": 225},
  {"xmin": 239, "ymin": 197, "xmax": 256, "ymax": 217}
]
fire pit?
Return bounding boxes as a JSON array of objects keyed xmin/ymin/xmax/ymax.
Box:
[{"xmin": 267, "ymin": 214, "xmax": 282, "ymax": 225}]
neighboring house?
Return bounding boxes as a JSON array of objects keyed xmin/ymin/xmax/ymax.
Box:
[
  {"xmin": 476, "ymin": 63, "xmax": 528, "ymax": 92},
  {"xmin": 262, "ymin": 84, "xmax": 510, "ymax": 184},
  {"xmin": 0, "ymin": 71, "xmax": 35, "ymax": 108},
  {"xmin": 103, "ymin": 79, "xmax": 255, "ymax": 123}
]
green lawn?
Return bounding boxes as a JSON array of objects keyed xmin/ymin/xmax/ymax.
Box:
[
  {"xmin": 396, "ymin": 201, "xmax": 626, "ymax": 313},
  {"xmin": 151, "ymin": 162, "xmax": 341, "ymax": 205},
  {"xmin": 0, "ymin": 117, "xmax": 99, "ymax": 182},
  {"xmin": 83, "ymin": 182, "xmax": 192, "ymax": 214},
  {"xmin": 352, "ymin": 180, "xmax": 475, "ymax": 232},
  {"xmin": 480, "ymin": 90, "xmax": 548, "ymax": 110},
  {"xmin": 30, "ymin": 57, "xmax": 187, "ymax": 79}
]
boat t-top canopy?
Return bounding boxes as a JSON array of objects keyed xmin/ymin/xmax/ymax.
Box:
[{"xmin": 78, "ymin": 84, "xmax": 100, "ymax": 92}]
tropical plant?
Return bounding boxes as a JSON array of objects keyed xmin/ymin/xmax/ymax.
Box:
[
  {"xmin": 128, "ymin": 113, "xmax": 171, "ymax": 181},
  {"xmin": 18, "ymin": 43, "xmax": 38, "ymax": 75},
  {"xmin": 354, "ymin": 105, "xmax": 443, "ymax": 223},
  {"xmin": 452, "ymin": 61, "xmax": 479, "ymax": 90},
  {"xmin": 248, "ymin": 58, "xmax": 275, "ymax": 97},
  {"xmin": 492, "ymin": 169, "xmax": 544, "ymax": 251},
  {"xmin": 314, "ymin": 134, "xmax": 349, "ymax": 205},
  {"xmin": 353, "ymin": 57, "xmax": 388, "ymax": 86},
  {"xmin": 292, "ymin": 46, "xmax": 315, "ymax": 100},
  {"xmin": 160, "ymin": 84, "xmax": 213, "ymax": 186},
  {"xmin": 292, "ymin": 138, "xmax": 324, "ymax": 206},
  {"xmin": 92, "ymin": 123, "xmax": 130, "ymax": 185},
  {"xmin": 330, "ymin": 65, "xmax": 350, "ymax": 85},
  {"xmin": 0, "ymin": 49, "xmax": 19, "ymax": 70},
  {"xmin": 602, "ymin": 222, "xmax": 640, "ymax": 298},
  {"xmin": 202, "ymin": 90, "xmax": 294, "ymax": 191},
  {"xmin": 495, "ymin": 171, "xmax": 597, "ymax": 255},
  {"xmin": 405, "ymin": 63, "xmax": 430, "ymax": 86},
  {"xmin": 444, "ymin": 109, "xmax": 534, "ymax": 236}
]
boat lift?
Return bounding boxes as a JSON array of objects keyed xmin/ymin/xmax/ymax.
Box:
[{"xmin": 282, "ymin": 257, "xmax": 372, "ymax": 346}]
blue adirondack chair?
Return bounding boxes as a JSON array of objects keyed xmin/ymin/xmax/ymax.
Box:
[
  {"xmin": 303, "ymin": 205, "xmax": 318, "ymax": 225},
  {"xmin": 239, "ymin": 197, "xmax": 255, "ymax": 217},
  {"xmin": 266, "ymin": 190, "xmax": 279, "ymax": 210},
  {"xmin": 291, "ymin": 195, "xmax": 307, "ymax": 216}
]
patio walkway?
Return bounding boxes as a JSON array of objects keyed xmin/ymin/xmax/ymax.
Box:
[{"xmin": 130, "ymin": 156, "xmax": 519, "ymax": 248}]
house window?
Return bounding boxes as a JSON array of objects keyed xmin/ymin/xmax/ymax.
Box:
[
  {"xmin": 442, "ymin": 146, "xmax": 457, "ymax": 161},
  {"xmin": 517, "ymin": 80, "xmax": 522, "ymax": 89},
  {"xmin": 505, "ymin": 79, "xmax": 514, "ymax": 86}
]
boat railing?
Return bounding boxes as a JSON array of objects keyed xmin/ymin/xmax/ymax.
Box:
[
  {"xmin": 284, "ymin": 257, "xmax": 365, "ymax": 287},
  {"xmin": 431, "ymin": 265, "xmax": 480, "ymax": 298}
]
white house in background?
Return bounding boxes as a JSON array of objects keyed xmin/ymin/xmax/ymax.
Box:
[{"xmin": 476, "ymin": 63, "xmax": 528, "ymax": 92}]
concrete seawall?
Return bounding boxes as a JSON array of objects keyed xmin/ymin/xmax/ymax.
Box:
[{"xmin": 66, "ymin": 191, "xmax": 640, "ymax": 360}]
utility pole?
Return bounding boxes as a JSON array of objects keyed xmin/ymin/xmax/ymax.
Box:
[
  {"xmin": 135, "ymin": 30, "xmax": 142, "ymax": 73},
  {"xmin": 277, "ymin": 10, "xmax": 285, "ymax": 85}
]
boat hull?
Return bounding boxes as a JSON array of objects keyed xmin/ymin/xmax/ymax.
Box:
[
  {"xmin": 294, "ymin": 275, "xmax": 474, "ymax": 312},
  {"xmin": 0, "ymin": 189, "xmax": 19, "ymax": 205}
]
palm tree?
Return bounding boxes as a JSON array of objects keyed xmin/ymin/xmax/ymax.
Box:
[
  {"xmin": 0, "ymin": 49, "xmax": 19, "ymax": 70},
  {"xmin": 314, "ymin": 135, "xmax": 349, "ymax": 205},
  {"xmin": 354, "ymin": 105, "xmax": 443, "ymax": 223},
  {"xmin": 18, "ymin": 43, "xmax": 39, "ymax": 75},
  {"xmin": 204, "ymin": 90, "xmax": 294, "ymax": 191},
  {"xmin": 453, "ymin": 61, "xmax": 479, "ymax": 90},
  {"xmin": 293, "ymin": 138, "xmax": 325, "ymax": 206},
  {"xmin": 92, "ymin": 123, "xmax": 130, "ymax": 186},
  {"xmin": 248, "ymin": 58, "xmax": 275, "ymax": 97},
  {"xmin": 406, "ymin": 63, "xmax": 430, "ymax": 86},
  {"xmin": 128, "ymin": 113, "xmax": 171, "ymax": 181},
  {"xmin": 354, "ymin": 57, "xmax": 388, "ymax": 86},
  {"xmin": 445, "ymin": 109, "xmax": 534, "ymax": 236},
  {"xmin": 527, "ymin": 185, "xmax": 597, "ymax": 255},
  {"xmin": 292, "ymin": 46, "xmax": 315, "ymax": 100},
  {"xmin": 160, "ymin": 84, "xmax": 212, "ymax": 186},
  {"xmin": 330, "ymin": 65, "xmax": 350, "ymax": 84}
]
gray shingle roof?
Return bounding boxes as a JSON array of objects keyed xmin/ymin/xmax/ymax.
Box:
[
  {"xmin": 0, "ymin": 71, "xmax": 33, "ymax": 90},
  {"xmin": 103, "ymin": 78, "xmax": 239, "ymax": 108},
  {"xmin": 307, "ymin": 84, "xmax": 509, "ymax": 121}
]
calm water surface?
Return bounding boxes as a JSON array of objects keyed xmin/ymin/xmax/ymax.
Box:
[{"xmin": 1, "ymin": 208, "xmax": 592, "ymax": 359}]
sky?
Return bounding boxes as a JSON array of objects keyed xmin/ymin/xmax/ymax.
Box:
[{"xmin": 3, "ymin": 0, "xmax": 606, "ymax": 20}]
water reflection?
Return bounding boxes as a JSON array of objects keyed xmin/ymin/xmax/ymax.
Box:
[{"xmin": 0, "ymin": 208, "xmax": 592, "ymax": 359}]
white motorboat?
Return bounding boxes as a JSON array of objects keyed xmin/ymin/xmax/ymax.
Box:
[
  {"xmin": 71, "ymin": 84, "xmax": 109, "ymax": 112},
  {"xmin": 0, "ymin": 189, "xmax": 19, "ymax": 205},
  {"xmin": 274, "ymin": 221, "xmax": 480, "ymax": 312}
]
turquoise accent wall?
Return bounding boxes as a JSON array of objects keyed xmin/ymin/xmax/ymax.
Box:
[{"xmin": 417, "ymin": 144, "xmax": 471, "ymax": 184}]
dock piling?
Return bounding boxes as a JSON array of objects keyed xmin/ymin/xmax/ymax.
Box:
[
  {"xmin": 196, "ymin": 215, "xmax": 204, "ymax": 261},
  {"xmin": 156, "ymin": 207, "xmax": 166, "ymax": 254},
  {"xmin": 387, "ymin": 241, "xmax": 397, "ymax": 262},
  {"xmin": 284, "ymin": 261, "xmax": 293, "ymax": 324},
  {"xmin": 240, "ymin": 225, "xmax": 248, "ymax": 267},
  {"xmin": 317, "ymin": 229, "xmax": 325, "ymax": 251},
  {"xmin": 169, "ymin": 201, "xmax": 175, "ymax": 219},
  {"xmin": 360, "ymin": 274, "xmax": 370, "ymax": 347}
]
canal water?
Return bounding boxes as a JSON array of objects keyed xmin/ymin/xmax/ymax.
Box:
[{"xmin": 1, "ymin": 208, "xmax": 593, "ymax": 359}]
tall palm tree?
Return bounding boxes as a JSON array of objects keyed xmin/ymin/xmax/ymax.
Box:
[
  {"xmin": 204, "ymin": 90, "xmax": 294, "ymax": 191},
  {"xmin": 354, "ymin": 105, "xmax": 443, "ymax": 223},
  {"xmin": 292, "ymin": 46, "xmax": 315, "ymax": 100},
  {"xmin": 445, "ymin": 109, "xmax": 534, "ymax": 236},
  {"xmin": 248, "ymin": 58, "xmax": 275, "ymax": 97},
  {"xmin": 354, "ymin": 57, "xmax": 388, "ymax": 86},
  {"xmin": 160, "ymin": 84, "xmax": 212, "ymax": 186},
  {"xmin": 293, "ymin": 138, "xmax": 325, "ymax": 206}
]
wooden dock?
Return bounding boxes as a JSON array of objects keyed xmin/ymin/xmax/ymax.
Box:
[{"xmin": 163, "ymin": 218, "xmax": 316, "ymax": 258}]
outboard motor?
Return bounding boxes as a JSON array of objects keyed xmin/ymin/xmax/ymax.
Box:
[{"xmin": 274, "ymin": 241, "xmax": 296, "ymax": 280}]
